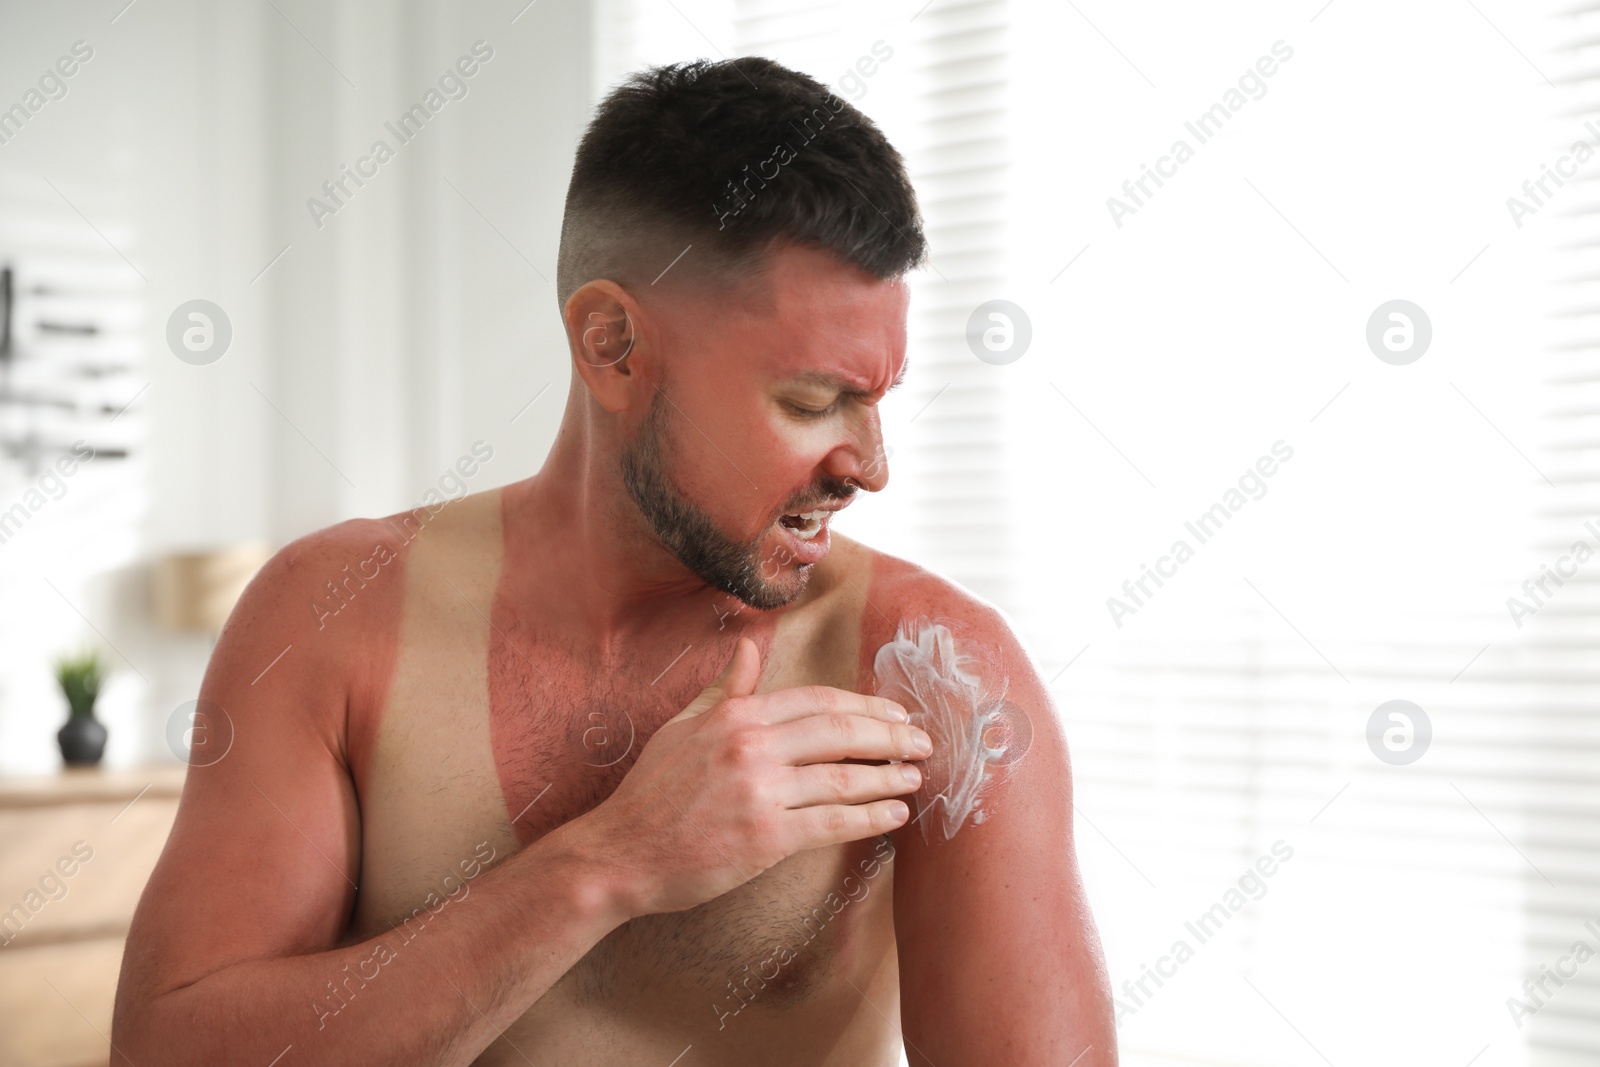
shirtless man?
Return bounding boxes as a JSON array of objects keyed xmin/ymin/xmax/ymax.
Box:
[{"xmin": 112, "ymin": 57, "xmax": 1115, "ymax": 1065}]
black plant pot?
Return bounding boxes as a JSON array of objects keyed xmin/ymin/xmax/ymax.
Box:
[{"xmin": 58, "ymin": 714, "xmax": 107, "ymax": 766}]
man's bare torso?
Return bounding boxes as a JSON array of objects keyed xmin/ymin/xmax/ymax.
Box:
[{"xmin": 311, "ymin": 482, "xmax": 919, "ymax": 1065}]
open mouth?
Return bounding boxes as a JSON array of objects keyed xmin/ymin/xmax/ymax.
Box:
[{"xmin": 777, "ymin": 509, "xmax": 829, "ymax": 541}]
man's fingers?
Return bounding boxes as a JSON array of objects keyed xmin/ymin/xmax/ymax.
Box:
[
  {"xmin": 783, "ymin": 761, "xmax": 922, "ymax": 808},
  {"xmin": 765, "ymin": 712, "xmax": 932, "ymax": 767},
  {"xmin": 748, "ymin": 685, "xmax": 910, "ymax": 726},
  {"xmin": 666, "ymin": 637, "xmax": 762, "ymax": 725},
  {"xmin": 783, "ymin": 799, "xmax": 912, "ymax": 852}
]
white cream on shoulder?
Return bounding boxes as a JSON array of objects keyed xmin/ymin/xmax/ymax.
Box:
[{"xmin": 872, "ymin": 616, "xmax": 1018, "ymax": 842}]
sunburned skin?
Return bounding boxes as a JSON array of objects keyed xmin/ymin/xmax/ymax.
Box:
[
  {"xmin": 111, "ymin": 240, "xmax": 1115, "ymax": 1067},
  {"xmin": 872, "ymin": 616, "xmax": 1028, "ymax": 841}
]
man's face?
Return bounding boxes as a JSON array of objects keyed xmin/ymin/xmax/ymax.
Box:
[{"xmin": 621, "ymin": 244, "xmax": 909, "ymax": 609}]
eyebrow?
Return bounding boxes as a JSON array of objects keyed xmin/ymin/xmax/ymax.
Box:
[{"xmin": 788, "ymin": 357, "xmax": 911, "ymax": 396}]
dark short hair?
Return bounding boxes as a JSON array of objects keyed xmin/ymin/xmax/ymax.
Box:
[{"xmin": 557, "ymin": 56, "xmax": 925, "ymax": 308}]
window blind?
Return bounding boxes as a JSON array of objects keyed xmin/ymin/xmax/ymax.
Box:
[{"xmin": 588, "ymin": 3, "xmax": 1589, "ymax": 1064}]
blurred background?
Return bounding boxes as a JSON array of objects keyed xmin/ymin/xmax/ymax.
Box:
[{"xmin": 0, "ymin": 0, "xmax": 1593, "ymax": 1064}]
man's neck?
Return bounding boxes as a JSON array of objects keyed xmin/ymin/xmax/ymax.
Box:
[{"xmin": 502, "ymin": 413, "xmax": 745, "ymax": 656}]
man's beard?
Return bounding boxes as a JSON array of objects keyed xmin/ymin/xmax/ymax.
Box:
[{"xmin": 620, "ymin": 387, "xmax": 854, "ymax": 610}]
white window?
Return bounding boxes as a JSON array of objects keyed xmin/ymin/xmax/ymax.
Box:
[{"xmin": 593, "ymin": 2, "xmax": 1591, "ymax": 1062}]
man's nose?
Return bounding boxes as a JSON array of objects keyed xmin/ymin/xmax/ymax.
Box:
[{"xmin": 824, "ymin": 411, "xmax": 890, "ymax": 493}]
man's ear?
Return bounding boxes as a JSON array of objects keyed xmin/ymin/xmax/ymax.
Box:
[{"xmin": 564, "ymin": 280, "xmax": 644, "ymax": 413}]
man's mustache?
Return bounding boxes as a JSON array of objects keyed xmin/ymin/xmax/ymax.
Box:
[{"xmin": 778, "ymin": 478, "xmax": 858, "ymax": 515}]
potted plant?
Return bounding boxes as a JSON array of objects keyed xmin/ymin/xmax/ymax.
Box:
[{"xmin": 54, "ymin": 648, "xmax": 109, "ymax": 767}]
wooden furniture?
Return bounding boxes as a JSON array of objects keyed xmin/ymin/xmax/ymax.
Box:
[{"xmin": 0, "ymin": 765, "xmax": 185, "ymax": 1067}]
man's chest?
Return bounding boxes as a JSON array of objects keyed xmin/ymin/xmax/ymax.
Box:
[{"xmin": 345, "ymin": 558, "xmax": 890, "ymax": 1015}]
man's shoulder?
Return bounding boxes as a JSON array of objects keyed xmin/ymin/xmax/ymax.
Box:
[
  {"xmin": 224, "ymin": 487, "xmax": 498, "ymax": 658},
  {"xmin": 246, "ymin": 488, "xmax": 505, "ymax": 622},
  {"xmin": 831, "ymin": 533, "xmax": 1010, "ymax": 639},
  {"xmin": 228, "ymin": 518, "xmax": 385, "ymax": 631},
  {"xmin": 823, "ymin": 534, "xmax": 1025, "ymax": 686},
  {"xmin": 270, "ymin": 515, "xmax": 405, "ymax": 579}
]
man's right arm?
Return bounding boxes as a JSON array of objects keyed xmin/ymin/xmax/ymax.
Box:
[
  {"xmin": 111, "ymin": 527, "xmax": 640, "ymax": 1065},
  {"xmin": 116, "ymin": 823, "xmax": 634, "ymax": 1065}
]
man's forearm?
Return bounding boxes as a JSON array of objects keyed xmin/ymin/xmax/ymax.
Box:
[{"xmin": 112, "ymin": 822, "xmax": 630, "ymax": 1066}]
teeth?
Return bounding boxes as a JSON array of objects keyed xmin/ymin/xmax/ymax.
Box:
[{"xmin": 782, "ymin": 510, "xmax": 827, "ymax": 541}]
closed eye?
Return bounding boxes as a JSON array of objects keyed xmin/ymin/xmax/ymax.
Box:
[{"xmin": 785, "ymin": 399, "xmax": 838, "ymax": 419}]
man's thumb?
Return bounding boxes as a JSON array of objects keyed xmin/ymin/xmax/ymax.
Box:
[{"xmin": 668, "ymin": 637, "xmax": 761, "ymax": 723}]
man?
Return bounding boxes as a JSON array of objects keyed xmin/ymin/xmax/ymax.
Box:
[{"xmin": 113, "ymin": 57, "xmax": 1115, "ymax": 1065}]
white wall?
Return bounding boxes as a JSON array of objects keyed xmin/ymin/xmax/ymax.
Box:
[{"xmin": 0, "ymin": 0, "xmax": 589, "ymax": 774}]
